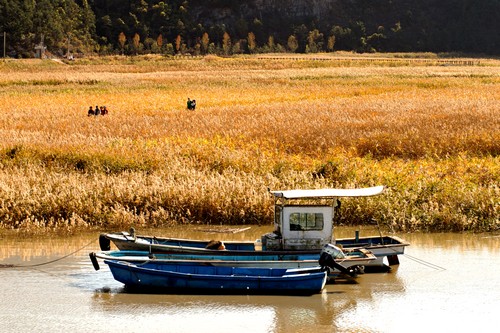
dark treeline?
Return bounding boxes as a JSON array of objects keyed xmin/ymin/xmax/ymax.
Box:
[{"xmin": 1, "ymin": 0, "xmax": 499, "ymax": 57}]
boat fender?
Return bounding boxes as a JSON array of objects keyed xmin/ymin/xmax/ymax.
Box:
[
  {"xmin": 206, "ymin": 240, "xmax": 225, "ymax": 250},
  {"xmin": 99, "ymin": 234, "xmax": 111, "ymax": 251},
  {"xmin": 89, "ymin": 252, "xmax": 100, "ymax": 271}
]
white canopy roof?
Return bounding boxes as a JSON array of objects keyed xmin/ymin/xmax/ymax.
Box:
[{"xmin": 270, "ymin": 185, "xmax": 385, "ymax": 199}]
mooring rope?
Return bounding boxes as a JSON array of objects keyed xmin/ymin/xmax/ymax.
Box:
[
  {"xmin": 402, "ymin": 253, "xmax": 446, "ymax": 271},
  {"xmin": 368, "ymin": 221, "xmax": 446, "ymax": 272},
  {"xmin": 377, "ymin": 242, "xmax": 446, "ymax": 271},
  {"xmin": 0, "ymin": 238, "xmax": 97, "ymax": 269}
]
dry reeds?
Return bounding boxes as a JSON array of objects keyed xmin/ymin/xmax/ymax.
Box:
[{"xmin": 0, "ymin": 55, "xmax": 498, "ymax": 233}]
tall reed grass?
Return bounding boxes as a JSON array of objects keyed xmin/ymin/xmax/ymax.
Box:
[{"xmin": 0, "ymin": 54, "xmax": 498, "ymax": 233}]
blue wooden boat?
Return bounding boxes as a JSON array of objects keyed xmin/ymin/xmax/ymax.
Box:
[
  {"xmin": 103, "ymin": 260, "xmax": 328, "ymax": 294},
  {"xmin": 90, "ymin": 244, "xmax": 376, "ymax": 279}
]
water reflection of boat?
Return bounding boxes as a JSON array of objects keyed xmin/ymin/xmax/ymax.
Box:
[
  {"xmin": 99, "ymin": 186, "xmax": 409, "ymax": 270},
  {"xmin": 88, "ymin": 262, "xmax": 409, "ymax": 331}
]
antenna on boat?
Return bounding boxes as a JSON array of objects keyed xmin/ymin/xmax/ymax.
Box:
[{"xmin": 373, "ymin": 218, "xmax": 385, "ymax": 245}]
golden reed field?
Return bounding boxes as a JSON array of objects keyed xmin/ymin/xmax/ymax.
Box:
[{"xmin": 0, "ymin": 54, "xmax": 498, "ymax": 234}]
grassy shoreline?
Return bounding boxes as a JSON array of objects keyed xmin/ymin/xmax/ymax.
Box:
[{"xmin": 0, "ymin": 54, "xmax": 498, "ymax": 234}]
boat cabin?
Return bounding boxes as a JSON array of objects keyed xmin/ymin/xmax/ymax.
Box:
[{"xmin": 262, "ymin": 186, "xmax": 385, "ymax": 251}]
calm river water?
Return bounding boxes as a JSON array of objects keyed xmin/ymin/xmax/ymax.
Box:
[{"xmin": 1, "ymin": 226, "xmax": 499, "ymax": 333}]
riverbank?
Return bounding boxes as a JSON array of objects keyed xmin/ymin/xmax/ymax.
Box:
[{"xmin": 0, "ymin": 54, "xmax": 498, "ymax": 233}]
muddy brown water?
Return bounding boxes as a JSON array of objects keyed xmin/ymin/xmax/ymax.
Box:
[{"xmin": 1, "ymin": 226, "xmax": 499, "ymax": 333}]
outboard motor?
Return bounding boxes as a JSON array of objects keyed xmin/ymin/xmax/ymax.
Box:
[
  {"xmin": 319, "ymin": 244, "xmax": 356, "ymax": 277},
  {"xmin": 321, "ymin": 244, "xmax": 346, "ymax": 260}
]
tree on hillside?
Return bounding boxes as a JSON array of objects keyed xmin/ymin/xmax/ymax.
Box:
[
  {"xmin": 201, "ymin": 32, "xmax": 209, "ymax": 54},
  {"xmin": 149, "ymin": 0, "xmax": 173, "ymax": 37},
  {"xmin": 175, "ymin": 34, "xmax": 181, "ymax": 53},
  {"xmin": 0, "ymin": 0, "xmax": 35, "ymax": 57},
  {"xmin": 331, "ymin": 25, "xmax": 355, "ymax": 51},
  {"xmin": 292, "ymin": 24, "xmax": 308, "ymax": 53},
  {"xmin": 306, "ymin": 29, "xmax": 323, "ymax": 53},
  {"xmin": 156, "ymin": 34, "xmax": 163, "ymax": 53},
  {"xmin": 132, "ymin": 32, "xmax": 140, "ymax": 54},
  {"xmin": 57, "ymin": 0, "xmax": 96, "ymax": 55},
  {"xmin": 287, "ymin": 35, "xmax": 298, "ymax": 53},
  {"xmin": 250, "ymin": 18, "xmax": 265, "ymax": 45},
  {"xmin": 0, "ymin": 0, "xmax": 95, "ymax": 57},
  {"xmin": 118, "ymin": 31, "xmax": 126, "ymax": 54},
  {"xmin": 222, "ymin": 31, "xmax": 231, "ymax": 55},
  {"xmin": 327, "ymin": 35, "xmax": 335, "ymax": 52},
  {"xmin": 78, "ymin": 0, "xmax": 97, "ymax": 53},
  {"xmin": 265, "ymin": 35, "xmax": 275, "ymax": 53},
  {"xmin": 247, "ymin": 32, "xmax": 256, "ymax": 53},
  {"xmin": 234, "ymin": 18, "xmax": 249, "ymax": 40},
  {"xmin": 366, "ymin": 26, "xmax": 387, "ymax": 52}
]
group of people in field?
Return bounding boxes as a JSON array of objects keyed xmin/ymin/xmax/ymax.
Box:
[
  {"xmin": 187, "ymin": 98, "xmax": 197, "ymax": 110},
  {"xmin": 88, "ymin": 105, "xmax": 109, "ymax": 116},
  {"xmin": 87, "ymin": 99, "xmax": 196, "ymax": 115}
]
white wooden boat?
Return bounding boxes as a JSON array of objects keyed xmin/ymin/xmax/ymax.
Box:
[{"xmin": 100, "ymin": 186, "xmax": 409, "ymax": 271}]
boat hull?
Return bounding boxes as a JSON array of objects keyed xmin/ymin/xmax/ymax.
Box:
[{"xmin": 104, "ymin": 260, "xmax": 327, "ymax": 294}]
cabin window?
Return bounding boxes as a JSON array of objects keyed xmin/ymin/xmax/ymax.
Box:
[{"xmin": 289, "ymin": 213, "xmax": 324, "ymax": 231}]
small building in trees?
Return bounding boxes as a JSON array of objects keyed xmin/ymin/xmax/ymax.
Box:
[{"xmin": 34, "ymin": 35, "xmax": 46, "ymax": 59}]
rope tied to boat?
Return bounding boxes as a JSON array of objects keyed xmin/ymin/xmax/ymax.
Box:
[
  {"xmin": 402, "ymin": 253, "xmax": 446, "ymax": 271},
  {"xmin": 378, "ymin": 242, "xmax": 446, "ymax": 271},
  {"xmin": 0, "ymin": 239, "xmax": 97, "ymax": 269}
]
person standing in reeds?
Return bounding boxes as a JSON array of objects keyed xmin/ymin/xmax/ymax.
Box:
[
  {"xmin": 186, "ymin": 98, "xmax": 197, "ymax": 110},
  {"xmin": 88, "ymin": 106, "xmax": 94, "ymax": 116},
  {"xmin": 94, "ymin": 105, "xmax": 100, "ymax": 116}
]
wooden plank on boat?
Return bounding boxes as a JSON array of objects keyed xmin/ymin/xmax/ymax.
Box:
[{"xmin": 194, "ymin": 226, "xmax": 252, "ymax": 234}]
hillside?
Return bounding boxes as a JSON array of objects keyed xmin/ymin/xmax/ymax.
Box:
[{"xmin": 0, "ymin": 1, "xmax": 499, "ymax": 57}]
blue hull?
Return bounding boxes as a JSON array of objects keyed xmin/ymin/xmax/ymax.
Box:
[
  {"xmin": 104, "ymin": 260, "xmax": 327, "ymax": 294},
  {"xmin": 92, "ymin": 249, "xmax": 376, "ymax": 277}
]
